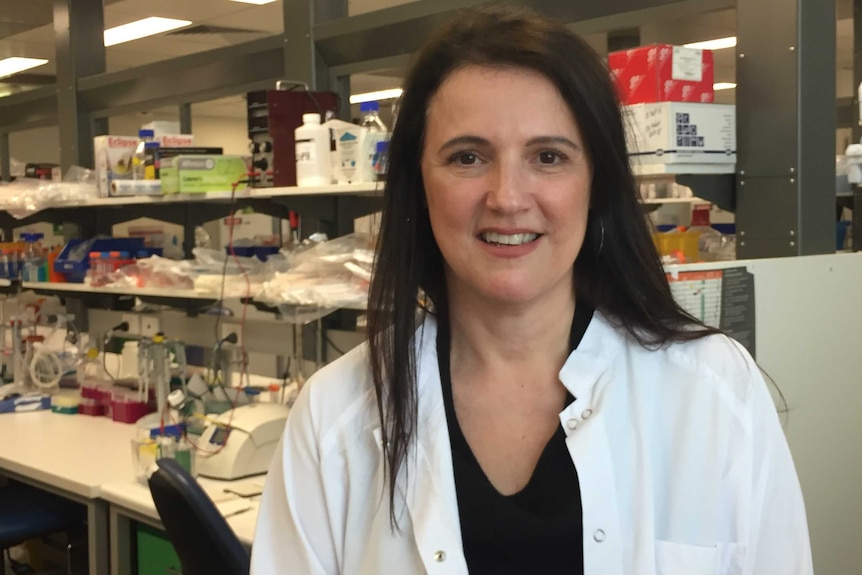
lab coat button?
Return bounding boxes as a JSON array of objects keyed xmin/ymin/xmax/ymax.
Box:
[
  {"xmin": 581, "ymin": 409, "xmax": 593, "ymax": 419},
  {"xmin": 566, "ymin": 418, "xmax": 578, "ymax": 430},
  {"xmin": 593, "ymin": 529, "xmax": 606, "ymax": 542},
  {"xmin": 433, "ymin": 550, "xmax": 446, "ymax": 562}
]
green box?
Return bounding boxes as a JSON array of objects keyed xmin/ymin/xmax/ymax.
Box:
[
  {"xmin": 136, "ymin": 523, "xmax": 182, "ymax": 575},
  {"xmin": 160, "ymin": 155, "xmax": 248, "ymax": 194}
]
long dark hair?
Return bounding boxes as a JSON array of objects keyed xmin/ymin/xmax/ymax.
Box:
[{"xmin": 367, "ymin": 6, "xmax": 719, "ymax": 523}]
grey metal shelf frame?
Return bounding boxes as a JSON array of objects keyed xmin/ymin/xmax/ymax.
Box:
[{"xmin": 0, "ymin": 0, "xmax": 839, "ymax": 261}]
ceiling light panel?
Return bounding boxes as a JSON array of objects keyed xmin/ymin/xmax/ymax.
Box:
[
  {"xmin": 0, "ymin": 57, "xmax": 49, "ymax": 80},
  {"xmin": 349, "ymin": 88, "xmax": 403, "ymax": 104},
  {"xmin": 104, "ymin": 17, "xmax": 193, "ymax": 47},
  {"xmin": 713, "ymin": 82, "xmax": 737, "ymax": 90},
  {"xmin": 683, "ymin": 37, "xmax": 737, "ymax": 51}
]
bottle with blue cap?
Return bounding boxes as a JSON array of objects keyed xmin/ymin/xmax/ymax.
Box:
[
  {"xmin": 359, "ymin": 101, "xmax": 389, "ymax": 183},
  {"xmin": 133, "ymin": 129, "xmax": 155, "ymax": 180}
]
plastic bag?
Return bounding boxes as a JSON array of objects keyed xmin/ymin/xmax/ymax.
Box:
[
  {"xmin": 106, "ymin": 255, "xmax": 195, "ymax": 290},
  {"xmin": 259, "ymin": 234, "xmax": 374, "ymax": 308},
  {"xmin": 0, "ymin": 165, "xmax": 99, "ymax": 218}
]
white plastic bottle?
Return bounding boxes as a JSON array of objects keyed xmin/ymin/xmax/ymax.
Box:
[
  {"xmin": 359, "ymin": 101, "xmax": 388, "ymax": 182},
  {"xmin": 295, "ymin": 113, "xmax": 332, "ymax": 187}
]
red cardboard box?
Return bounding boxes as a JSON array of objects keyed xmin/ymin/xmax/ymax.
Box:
[{"xmin": 609, "ymin": 44, "xmax": 714, "ymax": 105}]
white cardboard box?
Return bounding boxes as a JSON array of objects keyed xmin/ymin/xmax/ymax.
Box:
[
  {"xmin": 142, "ymin": 120, "xmax": 181, "ymax": 136},
  {"xmin": 155, "ymin": 133, "xmax": 194, "ymax": 147},
  {"xmin": 624, "ymin": 102, "xmax": 736, "ymax": 165},
  {"xmin": 94, "ymin": 135, "xmax": 138, "ymax": 197}
]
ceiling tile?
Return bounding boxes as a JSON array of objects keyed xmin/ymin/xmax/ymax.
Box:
[{"xmin": 104, "ymin": 0, "xmax": 255, "ymax": 24}]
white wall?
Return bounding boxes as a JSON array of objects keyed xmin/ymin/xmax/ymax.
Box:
[
  {"xmin": 9, "ymin": 126, "xmax": 61, "ymax": 168},
  {"xmin": 7, "ymin": 114, "xmax": 249, "ymax": 167}
]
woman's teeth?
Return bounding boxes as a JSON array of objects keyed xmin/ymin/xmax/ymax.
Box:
[{"xmin": 480, "ymin": 232, "xmax": 539, "ymax": 246}]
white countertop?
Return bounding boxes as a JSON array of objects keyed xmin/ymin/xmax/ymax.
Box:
[
  {"xmin": 0, "ymin": 408, "xmax": 265, "ymax": 544},
  {"xmin": 0, "ymin": 411, "xmax": 138, "ymax": 498},
  {"xmin": 100, "ymin": 475, "xmax": 264, "ymax": 545}
]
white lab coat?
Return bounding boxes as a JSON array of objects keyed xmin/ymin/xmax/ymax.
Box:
[{"xmin": 252, "ymin": 312, "xmax": 813, "ymax": 574}]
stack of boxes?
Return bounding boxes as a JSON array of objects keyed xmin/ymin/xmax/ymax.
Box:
[
  {"xmin": 94, "ymin": 120, "xmax": 248, "ymax": 197},
  {"xmin": 609, "ymin": 44, "xmax": 736, "ymax": 174}
]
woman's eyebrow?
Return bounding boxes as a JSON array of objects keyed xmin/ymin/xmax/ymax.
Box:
[
  {"xmin": 438, "ymin": 135, "xmax": 490, "ymax": 153},
  {"xmin": 525, "ymin": 136, "xmax": 581, "ymax": 150}
]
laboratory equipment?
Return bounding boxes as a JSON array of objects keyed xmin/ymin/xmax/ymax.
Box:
[
  {"xmin": 134, "ymin": 332, "xmax": 187, "ymax": 429},
  {"xmin": 196, "ymin": 403, "xmax": 290, "ymax": 480},
  {"xmin": 246, "ymin": 85, "xmax": 338, "ymax": 187}
]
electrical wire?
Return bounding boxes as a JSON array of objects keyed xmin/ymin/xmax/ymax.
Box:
[
  {"xmin": 179, "ymin": 173, "xmax": 257, "ymax": 457},
  {"xmin": 305, "ymin": 320, "xmax": 348, "ymax": 356}
]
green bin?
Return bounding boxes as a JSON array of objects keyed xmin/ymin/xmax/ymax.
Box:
[{"xmin": 136, "ymin": 522, "xmax": 182, "ymax": 575}]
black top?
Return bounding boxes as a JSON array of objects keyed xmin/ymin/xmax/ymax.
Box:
[{"xmin": 437, "ymin": 302, "xmax": 594, "ymax": 574}]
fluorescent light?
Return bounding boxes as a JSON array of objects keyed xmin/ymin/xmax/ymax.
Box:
[
  {"xmin": 349, "ymin": 88, "xmax": 403, "ymax": 104},
  {"xmin": 229, "ymin": 0, "xmax": 277, "ymax": 4},
  {"xmin": 0, "ymin": 57, "xmax": 48, "ymax": 80},
  {"xmin": 104, "ymin": 17, "xmax": 192, "ymax": 47},
  {"xmin": 683, "ymin": 36, "xmax": 737, "ymax": 51},
  {"xmin": 713, "ymin": 82, "xmax": 737, "ymax": 91}
]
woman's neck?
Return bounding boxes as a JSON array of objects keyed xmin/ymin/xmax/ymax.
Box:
[{"xmin": 445, "ymin": 279, "xmax": 576, "ymax": 381}]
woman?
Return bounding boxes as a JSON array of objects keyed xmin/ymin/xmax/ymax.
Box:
[{"xmin": 252, "ymin": 7, "xmax": 812, "ymax": 574}]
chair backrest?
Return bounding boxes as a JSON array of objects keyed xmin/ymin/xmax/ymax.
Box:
[{"xmin": 148, "ymin": 458, "xmax": 250, "ymax": 575}]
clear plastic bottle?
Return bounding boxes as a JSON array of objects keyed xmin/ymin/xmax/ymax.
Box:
[
  {"xmin": 133, "ymin": 129, "xmax": 155, "ymax": 180},
  {"xmin": 20, "ymin": 233, "xmax": 46, "ymax": 282},
  {"xmin": 359, "ymin": 101, "xmax": 389, "ymax": 182},
  {"xmin": 0, "ymin": 249, "xmax": 10, "ymax": 280}
]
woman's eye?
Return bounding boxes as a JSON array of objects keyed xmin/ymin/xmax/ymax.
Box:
[
  {"xmin": 538, "ymin": 151, "xmax": 563, "ymax": 164},
  {"xmin": 451, "ymin": 152, "xmax": 479, "ymax": 166}
]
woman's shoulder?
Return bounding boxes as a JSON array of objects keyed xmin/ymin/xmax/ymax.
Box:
[
  {"xmin": 649, "ymin": 330, "xmax": 761, "ymax": 404},
  {"xmin": 291, "ymin": 342, "xmax": 378, "ymax": 445}
]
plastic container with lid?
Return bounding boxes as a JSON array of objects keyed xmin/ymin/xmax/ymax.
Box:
[
  {"xmin": 295, "ymin": 113, "xmax": 332, "ymax": 187},
  {"xmin": 20, "ymin": 232, "xmax": 46, "ymax": 282},
  {"xmin": 88, "ymin": 252, "xmax": 110, "ymax": 286},
  {"xmin": 689, "ymin": 204, "xmax": 723, "ymax": 261}
]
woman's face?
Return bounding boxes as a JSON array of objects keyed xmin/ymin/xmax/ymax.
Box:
[{"xmin": 421, "ymin": 65, "xmax": 592, "ymax": 307}]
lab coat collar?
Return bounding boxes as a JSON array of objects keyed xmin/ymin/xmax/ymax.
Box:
[
  {"xmin": 558, "ymin": 311, "xmax": 626, "ymax": 404},
  {"xmin": 375, "ymin": 311, "xmax": 626, "ymax": 572}
]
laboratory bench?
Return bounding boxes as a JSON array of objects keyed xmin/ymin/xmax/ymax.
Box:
[{"xmin": 0, "ymin": 409, "xmax": 266, "ymax": 575}]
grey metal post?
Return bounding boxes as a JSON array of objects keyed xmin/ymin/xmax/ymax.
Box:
[
  {"xmin": 854, "ymin": 0, "xmax": 862, "ymax": 143},
  {"xmin": 736, "ymin": 0, "xmax": 836, "ymax": 257},
  {"xmin": 283, "ymin": 0, "xmax": 315, "ymax": 87},
  {"xmin": 333, "ymin": 74, "xmax": 351, "ymax": 122},
  {"xmin": 0, "ymin": 132, "xmax": 10, "ymax": 182},
  {"xmin": 179, "ymin": 103, "xmax": 192, "ymax": 134},
  {"xmin": 53, "ymin": 0, "xmax": 106, "ymax": 171},
  {"xmin": 283, "ymin": 0, "xmax": 347, "ymax": 90}
]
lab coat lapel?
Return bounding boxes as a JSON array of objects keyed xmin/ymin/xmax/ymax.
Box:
[
  {"xmin": 559, "ymin": 312, "xmax": 626, "ymax": 575},
  {"xmin": 374, "ymin": 318, "xmax": 468, "ymax": 574}
]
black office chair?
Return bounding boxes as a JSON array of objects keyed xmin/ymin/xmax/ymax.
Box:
[
  {"xmin": 148, "ymin": 458, "xmax": 250, "ymax": 575},
  {"xmin": 0, "ymin": 481, "xmax": 86, "ymax": 574}
]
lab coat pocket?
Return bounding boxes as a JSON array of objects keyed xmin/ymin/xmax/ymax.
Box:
[{"xmin": 655, "ymin": 540, "xmax": 743, "ymax": 575}]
